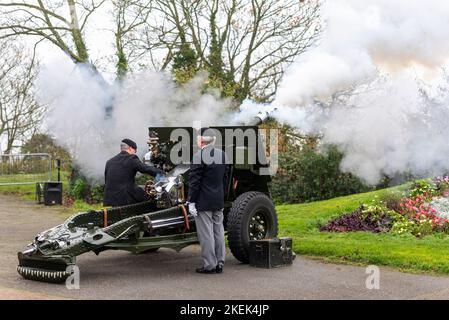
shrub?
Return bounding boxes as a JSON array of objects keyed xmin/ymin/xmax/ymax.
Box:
[
  {"xmin": 378, "ymin": 191, "xmax": 403, "ymax": 213},
  {"xmin": 391, "ymin": 219, "xmax": 434, "ymax": 238},
  {"xmin": 409, "ymin": 179, "xmax": 437, "ymax": 198},
  {"xmin": 21, "ymin": 133, "xmax": 72, "ymax": 171},
  {"xmin": 270, "ymin": 144, "xmax": 371, "ymax": 204},
  {"xmin": 70, "ymin": 177, "xmax": 87, "ymax": 200},
  {"xmin": 361, "ymin": 204, "xmax": 405, "ymax": 224},
  {"xmin": 67, "ymin": 167, "xmax": 103, "ymax": 204},
  {"xmin": 320, "ymin": 204, "xmax": 399, "ymax": 234},
  {"xmin": 86, "ymin": 183, "xmax": 104, "ymax": 204}
]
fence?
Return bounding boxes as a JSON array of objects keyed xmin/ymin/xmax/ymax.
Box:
[{"xmin": 0, "ymin": 153, "xmax": 52, "ymax": 186}]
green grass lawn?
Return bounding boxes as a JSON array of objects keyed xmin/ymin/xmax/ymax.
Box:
[
  {"xmin": 0, "ymin": 171, "xmax": 66, "ymax": 200},
  {"xmin": 0, "ymin": 173, "xmax": 51, "ymax": 184},
  {"xmin": 0, "ymin": 171, "xmax": 104, "ymax": 214},
  {"xmin": 278, "ymin": 184, "xmax": 449, "ymax": 275},
  {"xmin": 0, "ymin": 185, "xmax": 103, "ymax": 215}
]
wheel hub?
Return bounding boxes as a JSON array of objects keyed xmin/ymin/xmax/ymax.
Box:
[{"xmin": 249, "ymin": 212, "xmax": 268, "ymax": 240}]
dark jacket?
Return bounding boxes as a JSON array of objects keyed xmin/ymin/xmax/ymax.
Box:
[
  {"xmin": 103, "ymin": 151, "xmax": 163, "ymax": 206},
  {"xmin": 188, "ymin": 145, "xmax": 230, "ymax": 211}
]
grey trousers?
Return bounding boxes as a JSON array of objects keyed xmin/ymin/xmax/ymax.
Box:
[{"xmin": 195, "ymin": 209, "xmax": 226, "ymax": 271}]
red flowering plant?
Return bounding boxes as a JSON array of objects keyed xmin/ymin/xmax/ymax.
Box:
[
  {"xmin": 398, "ymin": 196, "xmax": 447, "ymax": 226},
  {"xmin": 394, "ymin": 179, "xmax": 449, "ymax": 236}
]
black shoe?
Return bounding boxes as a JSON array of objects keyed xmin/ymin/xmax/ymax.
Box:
[
  {"xmin": 215, "ymin": 264, "xmax": 224, "ymax": 274},
  {"xmin": 196, "ymin": 267, "xmax": 216, "ymax": 274}
]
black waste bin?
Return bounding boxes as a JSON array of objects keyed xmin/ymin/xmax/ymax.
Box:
[{"xmin": 36, "ymin": 182, "xmax": 62, "ymax": 206}]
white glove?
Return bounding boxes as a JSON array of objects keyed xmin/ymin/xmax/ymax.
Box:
[{"xmin": 188, "ymin": 202, "xmax": 198, "ymax": 217}]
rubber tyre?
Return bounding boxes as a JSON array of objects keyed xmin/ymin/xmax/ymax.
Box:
[{"xmin": 227, "ymin": 192, "xmax": 278, "ymax": 263}]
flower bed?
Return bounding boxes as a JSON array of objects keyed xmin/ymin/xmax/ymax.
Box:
[
  {"xmin": 319, "ymin": 205, "xmax": 399, "ymax": 233},
  {"xmin": 320, "ymin": 176, "xmax": 449, "ymax": 237}
]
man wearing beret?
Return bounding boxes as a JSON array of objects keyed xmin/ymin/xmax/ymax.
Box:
[
  {"xmin": 103, "ymin": 138, "xmax": 165, "ymax": 207},
  {"xmin": 188, "ymin": 128, "xmax": 229, "ymax": 274}
]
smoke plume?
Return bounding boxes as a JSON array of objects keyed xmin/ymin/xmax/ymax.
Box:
[
  {"xmin": 268, "ymin": 0, "xmax": 449, "ymax": 184},
  {"xmin": 36, "ymin": 58, "xmax": 232, "ymax": 181}
]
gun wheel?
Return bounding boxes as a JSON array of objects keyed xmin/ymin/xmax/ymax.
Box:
[{"xmin": 227, "ymin": 192, "xmax": 278, "ymax": 263}]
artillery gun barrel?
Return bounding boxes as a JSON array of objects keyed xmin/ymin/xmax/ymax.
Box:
[{"xmin": 248, "ymin": 108, "xmax": 278, "ymax": 126}]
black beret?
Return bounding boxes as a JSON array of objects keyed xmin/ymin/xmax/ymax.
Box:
[{"xmin": 122, "ymin": 138, "xmax": 137, "ymax": 150}]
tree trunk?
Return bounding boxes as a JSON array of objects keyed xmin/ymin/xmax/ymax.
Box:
[{"xmin": 67, "ymin": 0, "xmax": 89, "ymax": 63}]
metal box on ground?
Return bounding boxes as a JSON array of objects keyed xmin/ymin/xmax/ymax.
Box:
[{"xmin": 249, "ymin": 237, "xmax": 294, "ymax": 268}]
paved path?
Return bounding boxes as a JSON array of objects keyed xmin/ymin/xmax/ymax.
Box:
[{"xmin": 1, "ymin": 194, "xmax": 449, "ymax": 300}]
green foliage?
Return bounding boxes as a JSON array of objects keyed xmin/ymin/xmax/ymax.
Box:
[
  {"xmin": 270, "ymin": 144, "xmax": 371, "ymax": 204},
  {"xmin": 70, "ymin": 177, "xmax": 87, "ymax": 200},
  {"xmin": 391, "ymin": 219, "xmax": 434, "ymax": 238},
  {"xmin": 173, "ymin": 66, "xmax": 198, "ymax": 85},
  {"xmin": 172, "ymin": 44, "xmax": 200, "ymax": 87},
  {"xmin": 172, "ymin": 44, "xmax": 242, "ymax": 101},
  {"xmin": 21, "ymin": 133, "xmax": 72, "ymax": 170},
  {"xmin": 409, "ymin": 179, "xmax": 437, "ymax": 198},
  {"xmin": 68, "ymin": 167, "xmax": 103, "ymax": 204},
  {"xmin": 89, "ymin": 183, "xmax": 105, "ymax": 203},
  {"xmin": 377, "ymin": 190, "xmax": 404, "ymax": 212},
  {"xmin": 205, "ymin": 72, "xmax": 241, "ymax": 100},
  {"xmin": 172, "ymin": 44, "xmax": 197, "ymax": 71},
  {"xmin": 361, "ymin": 203, "xmax": 405, "ymax": 225},
  {"xmin": 116, "ymin": 50, "xmax": 129, "ymax": 80}
]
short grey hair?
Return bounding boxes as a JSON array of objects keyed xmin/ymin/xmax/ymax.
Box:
[
  {"xmin": 120, "ymin": 142, "xmax": 130, "ymax": 151},
  {"xmin": 200, "ymin": 135, "xmax": 216, "ymax": 145}
]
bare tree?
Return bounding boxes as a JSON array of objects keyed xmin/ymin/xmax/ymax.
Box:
[
  {"xmin": 141, "ymin": 0, "xmax": 321, "ymax": 101},
  {"xmin": 0, "ymin": 0, "xmax": 321, "ymax": 101},
  {"xmin": 112, "ymin": 0, "xmax": 154, "ymax": 77},
  {"xmin": 0, "ymin": 40, "xmax": 44, "ymax": 154},
  {"xmin": 0, "ymin": 0, "xmax": 108, "ymax": 64},
  {"xmin": 0, "ymin": 0, "xmax": 155, "ymax": 77}
]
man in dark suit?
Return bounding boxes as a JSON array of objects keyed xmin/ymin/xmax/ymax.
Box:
[
  {"xmin": 103, "ymin": 138, "xmax": 164, "ymax": 207},
  {"xmin": 188, "ymin": 128, "xmax": 229, "ymax": 274}
]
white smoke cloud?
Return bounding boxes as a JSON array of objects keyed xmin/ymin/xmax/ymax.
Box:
[
  {"xmin": 36, "ymin": 58, "xmax": 232, "ymax": 182},
  {"xmin": 269, "ymin": 0, "xmax": 449, "ymax": 184},
  {"xmin": 36, "ymin": 57, "xmax": 114, "ymax": 179},
  {"xmin": 276, "ymin": 0, "xmax": 449, "ymax": 106},
  {"xmin": 111, "ymin": 70, "xmax": 232, "ymax": 156}
]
